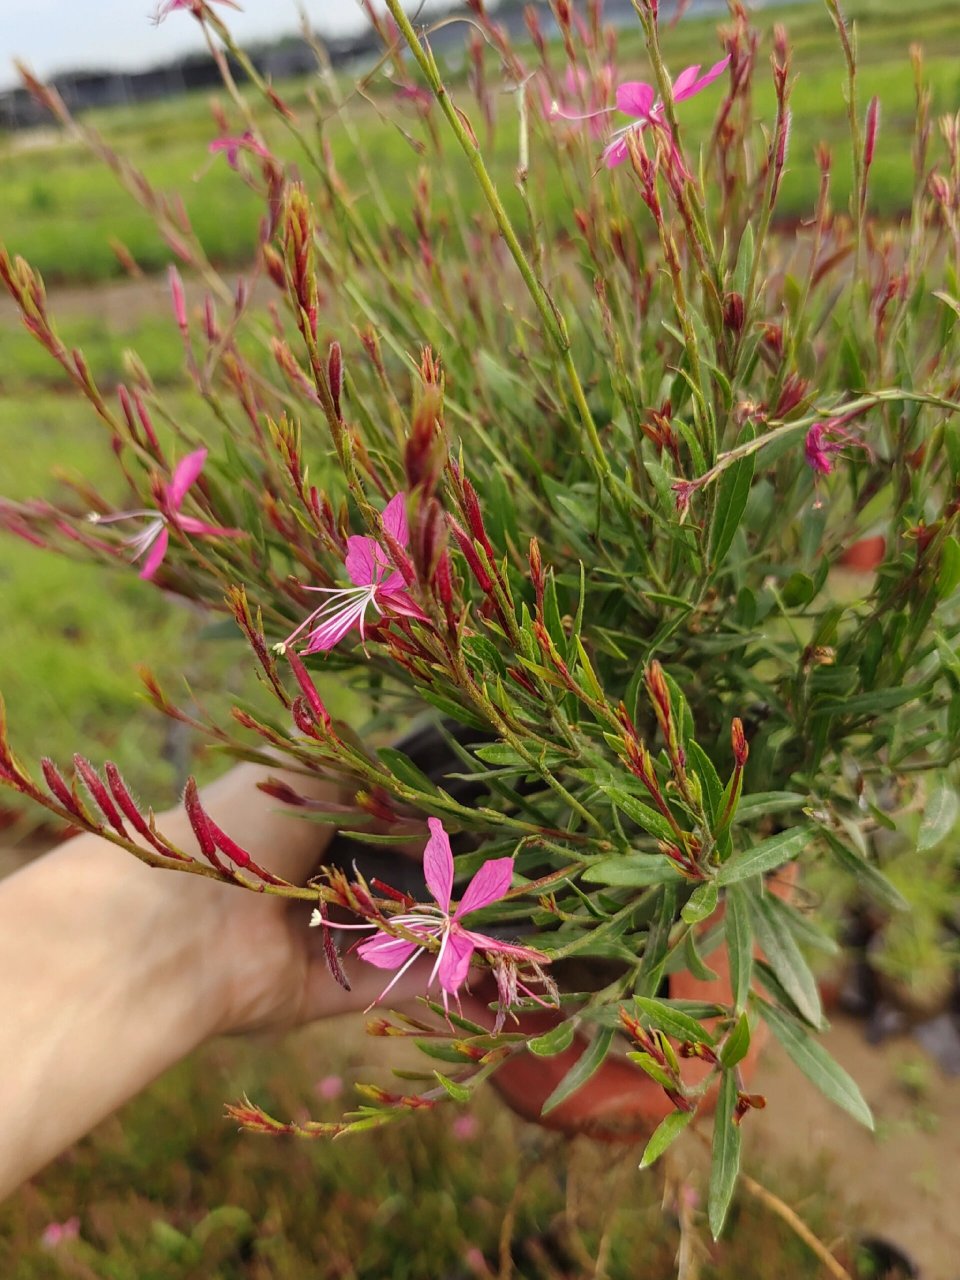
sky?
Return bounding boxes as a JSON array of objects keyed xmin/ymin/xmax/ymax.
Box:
[{"xmin": 0, "ymin": 1, "xmax": 457, "ymax": 90}]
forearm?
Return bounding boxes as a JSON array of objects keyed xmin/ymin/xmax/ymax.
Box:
[
  {"xmin": 0, "ymin": 836, "xmax": 221, "ymax": 1199},
  {"xmin": 0, "ymin": 762, "xmax": 339, "ymax": 1200}
]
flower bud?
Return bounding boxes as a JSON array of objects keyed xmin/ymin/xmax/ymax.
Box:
[
  {"xmin": 731, "ymin": 717, "xmax": 749, "ymax": 766},
  {"xmin": 722, "ymin": 291, "xmax": 745, "ymax": 334},
  {"xmin": 328, "ymin": 341, "xmax": 343, "ymax": 420},
  {"xmin": 864, "ymin": 95, "xmax": 881, "ymax": 173}
]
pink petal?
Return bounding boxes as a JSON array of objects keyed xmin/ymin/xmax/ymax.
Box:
[
  {"xmin": 563, "ymin": 66, "xmax": 590, "ymax": 95},
  {"xmin": 380, "ymin": 493, "xmax": 409, "ymax": 547},
  {"xmin": 423, "ymin": 816, "xmax": 454, "ymax": 912},
  {"xmin": 345, "ymin": 535, "xmax": 387, "ymax": 587},
  {"xmin": 671, "ymin": 64, "xmax": 702, "ymax": 100},
  {"xmin": 462, "ymin": 931, "xmax": 546, "ymax": 964},
  {"xmin": 676, "ymin": 55, "xmax": 730, "ymax": 102},
  {"xmin": 302, "ymin": 601, "xmax": 367, "ymax": 653},
  {"xmin": 616, "ymin": 81, "xmax": 655, "ymax": 118},
  {"xmin": 356, "ymin": 934, "xmax": 420, "ymax": 970},
  {"xmin": 456, "ymin": 857, "xmax": 514, "ymax": 919},
  {"xmin": 176, "ymin": 515, "xmax": 244, "ymax": 538},
  {"xmin": 437, "ymin": 929, "xmax": 476, "ymax": 995},
  {"xmin": 167, "ymin": 448, "xmax": 207, "ymax": 510},
  {"xmin": 603, "ymin": 136, "xmax": 630, "ymax": 168},
  {"xmin": 139, "ymin": 527, "xmax": 169, "ymax": 579},
  {"xmin": 377, "ymin": 587, "xmax": 428, "ymax": 620},
  {"xmin": 376, "ymin": 569, "xmax": 407, "ymax": 595}
]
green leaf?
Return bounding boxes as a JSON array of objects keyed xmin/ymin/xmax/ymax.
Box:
[
  {"xmin": 708, "ymin": 1071, "xmax": 742, "ymax": 1239},
  {"xmin": 749, "ymin": 890, "xmax": 823, "ymax": 1027},
  {"xmin": 580, "ymin": 855, "xmax": 682, "ymax": 887},
  {"xmin": 815, "ymin": 687, "xmax": 921, "ymax": 717},
  {"xmin": 682, "ymin": 929, "xmax": 719, "ymax": 982},
  {"xmin": 681, "ymin": 880, "xmax": 719, "ymax": 925},
  {"xmin": 725, "ymin": 885, "xmax": 754, "ymax": 1012},
  {"xmin": 720, "ymin": 1012, "xmax": 751, "ymax": 1068},
  {"xmin": 733, "ymin": 792, "xmax": 807, "ymax": 823},
  {"xmin": 627, "ymin": 1051, "xmax": 677, "ymax": 1090},
  {"xmin": 639, "ymin": 1108, "xmax": 696, "ymax": 1169},
  {"xmin": 376, "ymin": 747, "xmax": 440, "ymax": 795},
  {"xmin": 528, "ymin": 1021, "xmax": 576, "ymax": 1058},
  {"xmin": 599, "ymin": 784, "xmax": 677, "ymax": 843},
  {"xmin": 718, "ymin": 825, "xmax": 813, "ymax": 885},
  {"xmin": 634, "ymin": 996, "xmax": 715, "ymax": 1046},
  {"xmin": 758, "ymin": 1001, "xmax": 873, "ymax": 1129},
  {"xmin": 708, "ymin": 429, "xmax": 756, "ymax": 570},
  {"xmin": 686, "ymin": 740, "xmax": 724, "ymax": 824},
  {"xmin": 540, "ymin": 1027, "xmax": 615, "ymax": 1115},
  {"xmin": 415, "ymin": 1040, "xmax": 477, "ymax": 1064},
  {"xmin": 820, "ymin": 829, "xmax": 908, "ymax": 911},
  {"xmin": 433, "ymin": 1072, "xmax": 471, "ymax": 1103},
  {"xmin": 917, "ymin": 776, "xmax": 959, "ymax": 851},
  {"xmin": 938, "ymin": 535, "xmax": 960, "ymax": 599}
]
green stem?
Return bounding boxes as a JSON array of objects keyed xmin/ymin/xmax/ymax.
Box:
[{"xmin": 382, "ymin": 0, "xmax": 610, "ymax": 481}]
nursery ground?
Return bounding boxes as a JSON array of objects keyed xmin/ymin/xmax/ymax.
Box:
[{"xmin": 2, "ymin": 822, "xmax": 958, "ymax": 1280}]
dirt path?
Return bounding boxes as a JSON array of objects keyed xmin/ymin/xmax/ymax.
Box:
[{"xmin": 751, "ymin": 1019, "xmax": 959, "ymax": 1279}]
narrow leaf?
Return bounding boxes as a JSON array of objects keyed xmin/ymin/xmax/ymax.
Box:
[
  {"xmin": 917, "ymin": 776, "xmax": 959, "ymax": 851},
  {"xmin": 758, "ymin": 1001, "xmax": 873, "ymax": 1129},
  {"xmin": 639, "ymin": 1108, "xmax": 696, "ymax": 1169},
  {"xmin": 749, "ymin": 890, "xmax": 823, "ymax": 1027},
  {"xmin": 725, "ymin": 885, "xmax": 753, "ymax": 1012},
  {"xmin": 708, "ymin": 431, "xmax": 756, "ymax": 570},
  {"xmin": 528, "ymin": 1021, "xmax": 576, "ymax": 1058},
  {"xmin": 718, "ymin": 826, "xmax": 813, "ymax": 884},
  {"xmin": 720, "ymin": 1012, "xmax": 751, "ymax": 1068},
  {"xmin": 681, "ymin": 880, "xmax": 719, "ymax": 924},
  {"xmin": 433, "ymin": 1072, "xmax": 471, "ymax": 1103},
  {"xmin": 708, "ymin": 1071, "xmax": 742, "ymax": 1239},
  {"xmin": 634, "ymin": 996, "xmax": 715, "ymax": 1046},
  {"xmin": 581, "ymin": 855, "xmax": 681, "ymax": 887},
  {"xmin": 540, "ymin": 1027, "xmax": 615, "ymax": 1115}
]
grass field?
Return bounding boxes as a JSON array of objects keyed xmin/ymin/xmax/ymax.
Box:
[{"xmin": 1, "ymin": 0, "xmax": 959, "ymax": 286}]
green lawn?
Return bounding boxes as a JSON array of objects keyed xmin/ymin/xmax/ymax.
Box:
[
  {"xmin": 0, "ymin": 392, "xmax": 251, "ymax": 826},
  {"xmin": 1, "ymin": 0, "xmax": 959, "ymax": 284}
]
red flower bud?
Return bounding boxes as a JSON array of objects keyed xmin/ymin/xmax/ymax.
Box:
[{"xmin": 731, "ymin": 717, "xmax": 749, "ymax": 766}]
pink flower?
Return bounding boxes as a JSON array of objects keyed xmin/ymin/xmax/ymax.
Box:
[
  {"xmin": 452, "ymin": 1112, "xmax": 479, "ymax": 1142},
  {"xmin": 88, "ymin": 448, "xmax": 243, "ymax": 579},
  {"xmin": 356, "ymin": 817, "xmax": 548, "ymax": 1016},
  {"xmin": 40, "ymin": 1217, "xmax": 80, "ymax": 1249},
  {"xmin": 154, "ymin": 0, "xmax": 241, "ymax": 21},
  {"xmin": 315, "ymin": 1074, "xmax": 344, "ymax": 1100},
  {"xmin": 545, "ymin": 65, "xmax": 614, "ymax": 141},
  {"xmin": 603, "ymin": 56, "xmax": 730, "ymax": 168},
  {"xmin": 209, "ymin": 130, "xmax": 273, "ymax": 171},
  {"xmin": 804, "ymin": 419, "xmax": 869, "ymax": 478},
  {"xmin": 278, "ymin": 493, "xmax": 426, "ymax": 654}
]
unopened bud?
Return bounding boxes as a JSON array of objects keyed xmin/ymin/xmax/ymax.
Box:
[
  {"xmin": 262, "ymin": 243, "xmax": 286, "ymax": 290},
  {"xmin": 529, "ymin": 537, "xmax": 544, "ymax": 612},
  {"xmin": 731, "ymin": 717, "xmax": 749, "ymax": 766},
  {"xmin": 286, "ymin": 648, "xmax": 331, "ymax": 729},
  {"xmin": 722, "ymin": 291, "xmax": 745, "ymax": 334},
  {"xmin": 328, "ymin": 341, "xmax": 343, "ymax": 420},
  {"xmin": 645, "ymin": 660, "xmax": 673, "ymax": 737},
  {"xmin": 864, "ymin": 96, "xmax": 881, "ymax": 172}
]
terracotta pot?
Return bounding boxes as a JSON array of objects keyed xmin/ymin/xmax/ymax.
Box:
[
  {"xmin": 837, "ymin": 534, "xmax": 885, "ymax": 572},
  {"xmin": 475, "ymin": 867, "xmax": 797, "ymax": 1143}
]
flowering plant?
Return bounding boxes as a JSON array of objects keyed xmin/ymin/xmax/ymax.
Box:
[{"xmin": 2, "ymin": 0, "xmax": 960, "ymax": 1248}]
